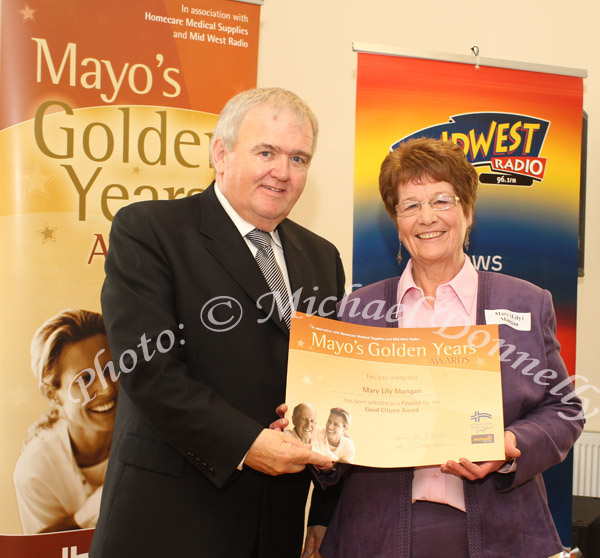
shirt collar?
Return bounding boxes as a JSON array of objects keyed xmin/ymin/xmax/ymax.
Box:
[
  {"xmin": 214, "ymin": 183, "xmax": 283, "ymax": 249},
  {"xmin": 397, "ymin": 255, "xmax": 478, "ymax": 314}
]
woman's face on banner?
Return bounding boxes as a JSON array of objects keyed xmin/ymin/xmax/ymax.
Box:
[{"xmin": 54, "ymin": 334, "xmax": 118, "ymax": 433}]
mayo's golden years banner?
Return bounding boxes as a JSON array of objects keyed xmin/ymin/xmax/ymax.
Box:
[
  {"xmin": 1, "ymin": 0, "xmax": 261, "ymax": 241},
  {"xmin": 1, "ymin": 0, "xmax": 260, "ymax": 127},
  {"xmin": 286, "ymin": 313, "xmax": 505, "ymax": 468},
  {"xmin": 0, "ymin": 0, "xmax": 261, "ymax": 543}
]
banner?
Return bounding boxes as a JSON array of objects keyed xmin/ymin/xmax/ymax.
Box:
[
  {"xmin": 352, "ymin": 47, "xmax": 584, "ymax": 544},
  {"xmin": 0, "ymin": 0, "xmax": 261, "ymax": 552}
]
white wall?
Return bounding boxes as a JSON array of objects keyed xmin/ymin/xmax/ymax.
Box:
[{"xmin": 256, "ymin": 0, "xmax": 600, "ymax": 431}]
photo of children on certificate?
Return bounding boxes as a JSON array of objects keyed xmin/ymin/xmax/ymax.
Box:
[
  {"xmin": 285, "ymin": 403, "xmax": 356, "ymax": 463},
  {"xmin": 285, "ymin": 312, "xmax": 506, "ymax": 468}
]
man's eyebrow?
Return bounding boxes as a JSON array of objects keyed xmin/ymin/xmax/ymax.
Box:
[{"xmin": 253, "ymin": 143, "xmax": 312, "ymax": 160}]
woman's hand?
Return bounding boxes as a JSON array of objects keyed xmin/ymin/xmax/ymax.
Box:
[
  {"xmin": 441, "ymin": 430, "xmax": 521, "ymax": 481},
  {"xmin": 302, "ymin": 525, "xmax": 327, "ymax": 558},
  {"xmin": 269, "ymin": 403, "xmax": 288, "ymax": 431}
]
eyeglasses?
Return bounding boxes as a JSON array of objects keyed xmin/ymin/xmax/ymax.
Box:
[{"xmin": 394, "ymin": 194, "xmax": 460, "ymax": 217}]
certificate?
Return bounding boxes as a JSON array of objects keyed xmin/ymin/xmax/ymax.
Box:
[{"xmin": 285, "ymin": 313, "xmax": 505, "ymax": 468}]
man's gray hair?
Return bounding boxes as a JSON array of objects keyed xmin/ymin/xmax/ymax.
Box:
[
  {"xmin": 292, "ymin": 402, "xmax": 316, "ymax": 419},
  {"xmin": 211, "ymin": 87, "xmax": 319, "ymax": 154}
]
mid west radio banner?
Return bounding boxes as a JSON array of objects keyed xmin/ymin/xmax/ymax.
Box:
[
  {"xmin": 352, "ymin": 48, "xmax": 584, "ymax": 544},
  {"xmin": 0, "ymin": 0, "xmax": 261, "ymax": 553}
]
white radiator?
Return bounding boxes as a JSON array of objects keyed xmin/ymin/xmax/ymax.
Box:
[{"xmin": 572, "ymin": 431, "xmax": 600, "ymax": 497}]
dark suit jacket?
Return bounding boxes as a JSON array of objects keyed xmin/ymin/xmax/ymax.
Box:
[
  {"xmin": 320, "ymin": 271, "xmax": 583, "ymax": 558},
  {"xmin": 90, "ymin": 185, "xmax": 345, "ymax": 558}
]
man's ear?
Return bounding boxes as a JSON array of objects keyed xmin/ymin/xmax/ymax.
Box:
[{"xmin": 211, "ymin": 138, "xmax": 226, "ymax": 174}]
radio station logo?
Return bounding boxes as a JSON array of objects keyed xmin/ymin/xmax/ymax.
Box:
[{"xmin": 392, "ymin": 112, "xmax": 551, "ymax": 187}]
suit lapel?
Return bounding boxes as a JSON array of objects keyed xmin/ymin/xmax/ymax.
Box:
[
  {"xmin": 277, "ymin": 221, "xmax": 314, "ymax": 315},
  {"xmin": 196, "ymin": 185, "xmax": 290, "ymax": 336}
]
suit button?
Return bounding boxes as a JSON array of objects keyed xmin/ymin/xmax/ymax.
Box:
[{"xmin": 207, "ymin": 467, "xmax": 215, "ymax": 476}]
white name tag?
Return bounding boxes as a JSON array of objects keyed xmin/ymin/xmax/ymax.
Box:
[{"xmin": 485, "ymin": 309, "xmax": 531, "ymax": 331}]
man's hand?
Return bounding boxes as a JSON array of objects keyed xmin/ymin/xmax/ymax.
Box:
[
  {"xmin": 269, "ymin": 403, "xmax": 289, "ymax": 431},
  {"xmin": 442, "ymin": 430, "xmax": 521, "ymax": 481},
  {"xmin": 245, "ymin": 429, "xmax": 332, "ymax": 475},
  {"xmin": 302, "ymin": 525, "xmax": 327, "ymax": 558}
]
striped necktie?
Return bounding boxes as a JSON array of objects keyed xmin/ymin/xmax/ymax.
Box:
[{"xmin": 246, "ymin": 228, "xmax": 292, "ymax": 329}]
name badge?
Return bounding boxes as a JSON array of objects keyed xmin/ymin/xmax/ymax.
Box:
[{"xmin": 485, "ymin": 309, "xmax": 531, "ymax": 331}]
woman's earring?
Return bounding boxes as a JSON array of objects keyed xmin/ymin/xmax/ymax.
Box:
[
  {"xmin": 464, "ymin": 225, "xmax": 473, "ymax": 251},
  {"xmin": 396, "ymin": 241, "xmax": 403, "ymax": 264}
]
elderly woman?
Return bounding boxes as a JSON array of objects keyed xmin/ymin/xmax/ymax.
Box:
[
  {"xmin": 308, "ymin": 138, "xmax": 583, "ymax": 558},
  {"xmin": 13, "ymin": 309, "xmax": 118, "ymax": 533},
  {"xmin": 312, "ymin": 408, "xmax": 356, "ymax": 463}
]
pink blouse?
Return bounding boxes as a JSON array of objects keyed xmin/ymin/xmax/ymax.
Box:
[{"xmin": 396, "ymin": 256, "xmax": 478, "ymax": 512}]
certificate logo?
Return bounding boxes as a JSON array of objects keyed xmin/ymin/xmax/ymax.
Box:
[
  {"xmin": 470, "ymin": 411, "xmax": 492, "ymax": 422},
  {"xmin": 392, "ymin": 112, "xmax": 550, "ymax": 187},
  {"xmin": 471, "ymin": 434, "xmax": 495, "ymax": 444},
  {"xmin": 470, "ymin": 410, "xmax": 494, "ymax": 435}
]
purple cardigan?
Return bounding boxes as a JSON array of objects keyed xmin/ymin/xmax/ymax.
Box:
[{"xmin": 320, "ymin": 271, "xmax": 583, "ymax": 558}]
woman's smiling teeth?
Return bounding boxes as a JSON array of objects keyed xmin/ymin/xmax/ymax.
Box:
[
  {"xmin": 89, "ymin": 399, "xmax": 116, "ymax": 413},
  {"xmin": 417, "ymin": 231, "xmax": 444, "ymax": 239}
]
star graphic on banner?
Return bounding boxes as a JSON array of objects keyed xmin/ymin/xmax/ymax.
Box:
[
  {"xmin": 38, "ymin": 223, "xmax": 57, "ymax": 244},
  {"xmin": 18, "ymin": 4, "xmax": 37, "ymax": 21},
  {"xmin": 301, "ymin": 375, "xmax": 312, "ymax": 385},
  {"xmin": 23, "ymin": 163, "xmax": 53, "ymax": 198},
  {"xmin": 297, "ymin": 339, "xmax": 305, "ymax": 348},
  {"xmin": 133, "ymin": 166, "xmax": 141, "ymax": 175}
]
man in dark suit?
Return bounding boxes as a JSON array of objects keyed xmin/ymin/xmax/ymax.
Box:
[{"xmin": 90, "ymin": 88, "xmax": 345, "ymax": 558}]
